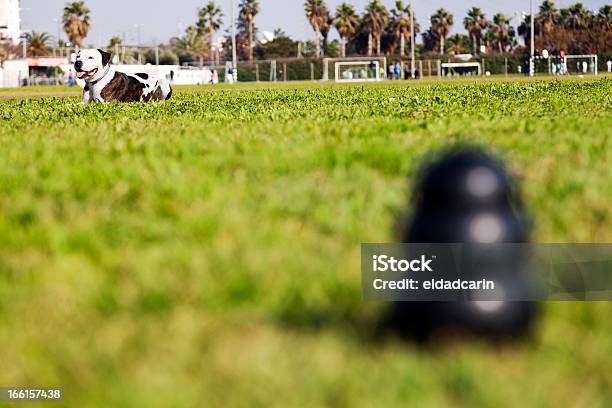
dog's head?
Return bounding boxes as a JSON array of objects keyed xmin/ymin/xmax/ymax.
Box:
[{"xmin": 74, "ymin": 49, "xmax": 111, "ymax": 81}]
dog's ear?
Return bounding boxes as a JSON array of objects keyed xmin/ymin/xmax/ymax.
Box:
[{"xmin": 98, "ymin": 49, "xmax": 112, "ymax": 67}]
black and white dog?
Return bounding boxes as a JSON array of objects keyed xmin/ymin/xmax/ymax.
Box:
[{"xmin": 75, "ymin": 49, "xmax": 172, "ymax": 104}]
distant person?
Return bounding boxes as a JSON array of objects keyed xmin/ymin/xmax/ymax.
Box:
[
  {"xmin": 414, "ymin": 69, "xmax": 421, "ymax": 80},
  {"xmin": 394, "ymin": 62, "xmax": 401, "ymax": 80},
  {"xmin": 403, "ymin": 64, "xmax": 411, "ymax": 80},
  {"xmin": 582, "ymin": 61, "xmax": 588, "ymax": 74},
  {"xmin": 388, "ymin": 64, "xmax": 394, "ymax": 80},
  {"xmin": 607, "ymin": 60, "xmax": 612, "ymax": 73},
  {"xmin": 67, "ymin": 71, "xmax": 75, "ymax": 87},
  {"xmin": 379, "ymin": 66, "xmax": 385, "ymax": 80}
]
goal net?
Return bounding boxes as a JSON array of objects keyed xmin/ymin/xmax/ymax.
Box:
[
  {"xmin": 334, "ymin": 61, "xmax": 382, "ymax": 82},
  {"xmin": 563, "ymin": 55, "xmax": 598, "ymax": 76},
  {"xmin": 441, "ymin": 62, "xmax": 481, "ymax": 77}
]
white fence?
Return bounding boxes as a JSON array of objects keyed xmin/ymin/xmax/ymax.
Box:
[
  {"xmin": 72, "ymin": 64, "xmax": 216, "ymax": 88},
  {"xmin": 0, "ymin": 61, "xmax": 216, "ymax": 88},
  {"xmin": 113, "ymin": 65, "xmax": 215, "ymax": 85}
]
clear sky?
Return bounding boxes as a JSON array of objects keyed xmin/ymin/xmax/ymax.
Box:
[{"xmin": 21, "ymin": 0, "xmax": 611, "ymax": 47}]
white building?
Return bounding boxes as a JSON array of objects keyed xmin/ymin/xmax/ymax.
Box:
[
  {"xmin": 0, "ymin": 58, "xmax": 27, "ymax": 87},
  {"xmin": 0, "ymin": 0, "xmax": 20, "ymax": 45}
]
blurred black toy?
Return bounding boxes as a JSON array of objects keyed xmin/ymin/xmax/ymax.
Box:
[{"xmin": 389, "ymin": 147, "xmax": 538, "ymax": 340}]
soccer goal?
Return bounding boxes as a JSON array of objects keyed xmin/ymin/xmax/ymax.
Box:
[
  {"xmin": 441, "ymin": 62, "xmax": 482, "ymax": 77},
  {"xmin": 334, "ymin": 61, "xmax": 382, "ymax": 83},
  {"xmin": 563, "ymin": 54, "xmax": 598, "ymax": 76}
]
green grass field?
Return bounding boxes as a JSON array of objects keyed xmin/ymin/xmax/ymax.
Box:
[{"xmin": 0, "ymin": 77, "xmax": 611, "ymax": 407}]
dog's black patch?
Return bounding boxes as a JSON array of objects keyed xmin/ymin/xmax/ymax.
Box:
[
  {"xmin": 100, "ymin": 72, "xmax": 168, "ymax": 103},
  {"xmin": 98, "ymin": 49, "xmax": 111, "ymax": 67},
  {"xmin": 135, "ymin": 73, "xmax": 149, "ymax": 80},
  {"xmin": 142, "ymin": 86, "xmax": 164, "ymax": 102},
  {"xmin": 84, "ymin": 84, "xmax": 89, "ymax": 92},
  {"xmin": 101, "ymin": 72, "xmax": 146, "ymax": 102},
  {"xmin": 165, "ymin": 87, "xmax": 173, "ymax": 100}
]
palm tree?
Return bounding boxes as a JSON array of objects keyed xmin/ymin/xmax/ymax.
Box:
[
  {"xmin": 197, "ymin": 1, "xmax": 223, "ymax": 62},
  {"xmin": 393, "ymin": 2, "xmax": 419, "ymax": 57},
  {"xmin": 421, "ymin": 27, "xmax": 439, "ymax": 52},
  {"xmin": 63, "ymin": 1, "xmax": 91, "ymax": 49},
  {"xmin": 334, "ymin": 2, "xmax": 360, "ymax": 57},
  {"xmin": 108, "ymin": 36, "xmax": 122, "ymax": 49},
  {"xmin": 537, "ymin": 1, "xmax": 558, "ymax": 35},
  {"xmin": 305, "ymin": 0, "xmax": 329, "ymax": 58},
  {"xmin": 517, "ymin": 14, "xmax": 534, "ymax": 47},
  {"xmin": 490, "ymin": 13, "xmax": 515, "ymax": 53},
  {"xmin": 463, "ymin": 7, "xmax": 488, "ymax": 55},
  {"xmin": 392, "ymin": 1, "xmax": 410, "ymax": 57},
  {"xmin": 174, "ymin": 26, "xmax": 208, "ymax": 64},
  {"xmin": 406, "ymin": 4, "xmax": 420, "ymax": 56},
  {"xmin": 562, "ymin": 3, "xmax": 592, "ymax": 29},
  {"xmin": 363, "ymin": 0, "xmax": 389, "ymax": 56},
  {"xmin": 25, "ymin": 31, "xmax": 52, "ymax": 56},
  {"xmin": 239, "ymin": 0, "xmax": 259, "ymax": 62},
  {"xmin": 446, "ymin": 34, "xmax": 470, "ymax": 55},
  {"xmin": 431, "ymin": 8, "xmax": 453, "ymax": 55},
  {"xmin": 597, "ymin": 5, "xmax": 612, "ymax": 30},
  {"xmin": 319, "ymin": 11, "xmax": 333, "ymax": 56}
]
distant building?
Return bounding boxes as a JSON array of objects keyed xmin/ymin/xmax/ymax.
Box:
[{"xmin": 0, "ymin": 0, "xmax": 20, "ymax": 45}]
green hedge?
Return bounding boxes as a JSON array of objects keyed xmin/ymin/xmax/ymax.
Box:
[{"xmin": 598, "ymin": 52, "xmax": 612, "ymax": 73}]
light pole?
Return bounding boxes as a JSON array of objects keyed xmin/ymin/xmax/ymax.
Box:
[
  {"xmin": 230, "ymin": 0, "xmax": 238, "ymax": 82},
  {"xmin": 53, "ymin": 19, "xmax": 61, "ymax": 42},
  {"xmin": 134, "ymin": 24, "xmax": 144, "ymax": 64},
  {"xmin": 530, "ymin": 0, "xmax": 535, "ymax": 76},
  {"xmin": 134, "ymin": 24, "xmax": 144, "ymax": 47},
  {"xmin": 410, "ymin": 3, "xmax": 415, "ymax": 78},
  {"xmin": 18, "ymin": 6, "xmax": 31, "ymax": 59},
  {"xmin": 22, "ymin": 32, "xmax": 26, "ymax": 58},
  {"xmin": 53, "ymin": 18, "xmax": 62, "ymax": 55}
]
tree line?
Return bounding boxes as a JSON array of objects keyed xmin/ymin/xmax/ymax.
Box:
[
  {"xmin": 8, "ymin": 1, "xmax": 612, "ymax": 64},
  {"xmin": 302, "ymin": 0, "xmax": 611, "ymax": 58}
]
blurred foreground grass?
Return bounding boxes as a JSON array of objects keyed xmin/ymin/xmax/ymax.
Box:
[{"xmin": 0, "ymin": 78, "xmax": 611, "ymax": 407}]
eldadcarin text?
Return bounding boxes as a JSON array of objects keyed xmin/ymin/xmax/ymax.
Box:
[{"xmin": 371, "ymin": 255, "xmax": 495, "ymax": 291}]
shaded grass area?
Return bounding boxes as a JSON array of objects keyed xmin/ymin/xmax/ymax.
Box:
[{"xmin": 0, "ymin": 78, "xmax": 611, "ymax": 407}]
